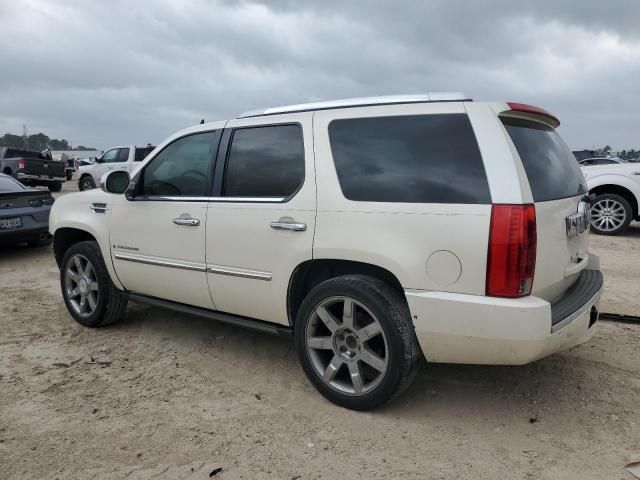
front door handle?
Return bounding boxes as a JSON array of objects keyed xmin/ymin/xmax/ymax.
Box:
[
  {"xmin": 270, "ymin": 219, "xmax": 306, "ymax": 231},
  {"xmin": 173, "ymin": 215, "xmax": 200, "ymax": 226}
]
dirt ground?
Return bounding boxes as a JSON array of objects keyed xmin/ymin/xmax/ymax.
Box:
[{"xmin": 1, "ymin": 182, "xmax": 639, "ymax": 479}]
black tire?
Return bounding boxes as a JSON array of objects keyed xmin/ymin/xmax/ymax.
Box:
[
  {"xmin": 60, "ymin": 240, "xmax": 127, "ymax": 327},
  {"xmin": 295, "ymin": 275, "xmax": 421, "ymax": 410},
  {"xmin": 79, "ymin": 175, "xmax": 95, "ymax": 191},
  {"xmin": 590, "ymin": 193, "xmax": 633, "ymax": 236},
  {"xmin": 48, "ymin": 181, "xmax": 63, "ymax": 192},
  {"xmin": 66, "ymin": 171, "xmax": 73, "ymax": 181}
]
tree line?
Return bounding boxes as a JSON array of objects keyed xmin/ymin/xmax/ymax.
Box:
[
  {"xmin": 594, "ymin": 145, "xmax": 640, "ymax": 160},
  {"xmin": 0, "ymin": 132, "xmax": 96, "ymax": 151}
]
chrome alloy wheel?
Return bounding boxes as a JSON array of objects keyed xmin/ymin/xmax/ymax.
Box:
[
  {"xmin": 82, "ymin": 177, "xmax": 93, "ymax": 190},
  {"xmin": 591, "ymin": 198, "xmax": 627, "ymax": 232},
  {"xmin": 305, "ymin": 296, "xmax": 389, "ymax": 396},
  {"xmin": 65, "ymin": 254, "xmax": 99, "ymax": 317}
]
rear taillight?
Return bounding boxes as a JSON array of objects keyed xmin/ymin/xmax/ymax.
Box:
[
  {"xmin": 486, "ymin": 204, "xmax": 537, "ymax": 298},
  {"xmin": 18, "ymin": 159, "xmax": 25, "ymax": 170}
]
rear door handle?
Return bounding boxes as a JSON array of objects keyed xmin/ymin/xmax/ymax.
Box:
[
  {"xmin": 270, "ymin": 220, "xmax": 306, "ymax": 232},
  {"xmin": 173, "ymin": 215, "xmax": 200, "ymax": 226}
]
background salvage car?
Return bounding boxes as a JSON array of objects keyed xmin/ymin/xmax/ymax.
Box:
[
  {"xmin": 0, "ymin": 147, "xmax": 66, "ymax": 192},
  {"xmin": 0, "ymin": 173, "xmax": 53, "ymax": 246}
]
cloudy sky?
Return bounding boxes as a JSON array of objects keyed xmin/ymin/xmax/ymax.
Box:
[{"xmin": 1, "ymin": 0, "xmax": 639, "ymax": 151}]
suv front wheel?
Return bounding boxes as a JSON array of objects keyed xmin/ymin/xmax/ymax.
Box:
[
  {"xmin": 60, "ymin": 241, "xmax": 128, "ymax": 327},
  {"xmin": 295, "ymin": 275, "xmax": 420, "ymax": 410}
]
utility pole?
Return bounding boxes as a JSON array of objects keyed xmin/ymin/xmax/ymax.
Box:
[{"xmin": 22, "ymin": 125, "xmax": 29, "ymax": 149}]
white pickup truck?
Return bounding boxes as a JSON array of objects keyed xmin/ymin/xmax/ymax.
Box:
[
  {"xmin": 580, "ymin": 161, "xmax": 640, "ymax": 235},
  {"xmin": 77, "ymin": 145, "xmax": 155, "ymax": 191}
]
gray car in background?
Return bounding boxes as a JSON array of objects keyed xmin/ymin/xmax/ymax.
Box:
[{"xmin": 0, "ymin": 173, "xmax": 54, "ymax": 246}]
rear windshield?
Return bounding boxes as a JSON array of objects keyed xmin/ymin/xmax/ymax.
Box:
[
  {"xmin": 5, "ymin": 148, "xmax": 41, "ymax": 159},
  {"xmin": 329, "ymin": 114, "xmax": 491, "ymax": 204},
  {"xmin": 502, "ymin": 117, "xmax": 586, "ymax": 202},
  {"xmin": 0, "ymin": 176, "xmax": 25, "ymax": 192}
]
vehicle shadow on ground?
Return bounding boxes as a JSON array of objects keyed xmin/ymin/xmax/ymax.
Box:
[
  {"xmin": 116, "ymin": 304, "xmax": 593, "ymax": 420},
  {"xmin": 0, "ymin": 242, "xmax": 52, "ymax": 259}
]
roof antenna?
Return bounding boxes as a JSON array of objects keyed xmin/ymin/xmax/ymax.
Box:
[{"xmin": 200, "ymin": 119, "xmax": 205, "ymax": 124}]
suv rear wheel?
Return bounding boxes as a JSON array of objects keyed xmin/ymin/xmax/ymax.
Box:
[
  {"xmin": 60, "ymin": 241, "xmax": 127, "ymax": 327},
  {"xmin": 295, "ymin": 275, "xmax": 420, "ymax": 410},
  {"xmin": 590, "ymin": 193, "xmax": 632, "ymax": 235}
]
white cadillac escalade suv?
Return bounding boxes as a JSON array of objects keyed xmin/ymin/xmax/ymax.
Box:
[{"xmin": 49, "ymin": 94, "xmax": 603, "ymax": 410}]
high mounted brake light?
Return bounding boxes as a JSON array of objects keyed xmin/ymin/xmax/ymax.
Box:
[
  {"xmin": 506, "ymin": 102, "xmax": 560, "ymax": 128},
  {"xmin": 486, "ymin": 204, "xmax": 537, "ymax": 298}
]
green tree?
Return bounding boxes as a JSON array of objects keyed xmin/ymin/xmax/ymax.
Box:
[
  {"xmin": 28, "ymin": 133, "xmax": 50, "ymax": 151},
  {"xmin": 0, "ymin": 133, "xmax": 24, "ymax": 148}
]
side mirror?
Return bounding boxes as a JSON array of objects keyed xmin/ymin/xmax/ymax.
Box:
[{"xmin": 101, "ymin": 170, "xmax": 130, "ymax": 194}]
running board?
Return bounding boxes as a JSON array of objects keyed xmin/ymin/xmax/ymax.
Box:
[{"xmin": 127, "ymin": 293, "xmax": 293, "ymax": 338}]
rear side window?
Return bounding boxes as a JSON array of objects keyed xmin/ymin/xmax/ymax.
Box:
[
  {"xmin": 223, "ymin": 124, "xmax": 304, "ymax": 198},
  {"xmin": 328, "ymin": 114, "xmax": 491, "ymax": 204},
  {"xmin": 135, "ymin": 147, "xmax": 154, "ymax": 162},
  {"xmin": 502, "ymin": 117, "xmax": 587, "ymax": 202},
  {"xmin": 6, "ymin": 149, "xmax": 40, "ymax": 159}
]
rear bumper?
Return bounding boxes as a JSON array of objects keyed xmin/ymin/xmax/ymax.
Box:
[
  {"xmin": 405, "ymin": 264, "xmax": 603, "ymax": 365},
  {"xmin": 16, "ymin": 172, "xmax": 65, "ymax": 183},
  {"xmin": 0, "ymin": 205, "xmax": 52, "ymax": 244}
]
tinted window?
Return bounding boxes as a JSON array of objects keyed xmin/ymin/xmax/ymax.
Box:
[
  {"xmin": 100, "ymin": 149, "xmax": 119, "ymax": 163},
  {"xmin": 5, "ymin": 149, "xmax": 40, "ymax": 159},
  {"xmin": 117, "ymin": 148, "xmax": 130, "ymax": 162},
  {"xmin": 140, "ymin": 131, "xmax": 219, "ymax": 197},
  {"xmin": 579, "ymin": 159, "xmax": 593, "ymax": 166},
  {"xmin": 223, "ymin": 125, "xmax": 304, "ymax": 198},
  {"xmin": 0, "ymin": 176, "xmax": 25, "ymax": 192},
  {"xmin": 599, "ymin": 159, "xmax": 617, "ymax": 165},
  {"xmin": 329, "ymin": 114, "xmax": 491, "ymax": 203},
  {"xmin": 502, "ymin": 118, "xmax": 586, "ymax": 202},
  {"xmin": 135, "ymin": 147, "xmax": 154, "ymax": 162}
]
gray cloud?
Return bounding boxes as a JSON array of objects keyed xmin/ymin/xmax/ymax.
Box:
[{"xmin": 0, "ymin": 0, "xmax": 638, "ymax": 150}]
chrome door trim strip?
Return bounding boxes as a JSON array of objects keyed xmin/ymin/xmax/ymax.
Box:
[
  {"xmin": 131, "ymin": 195, "xmax": 285, "ymax": 203},
  {"xmin": 206, "ymin": 264, "xmax": 272, "ymax": 281},
  {"xmin": 113, "ymin": 252, "xmax": 272, "ymax": 281},
  {"xmin": 208, "ymin": 196, "xmax": 285, "ymax": 203},
  {"xmin": 113, "ymin": 252, "xmax": 207, "ymax": 272}
]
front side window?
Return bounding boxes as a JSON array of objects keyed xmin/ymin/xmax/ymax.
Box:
[
  {"xmin": 329, "ymin": 114, "xmax": 491, "ymax": 203},
  {"xmin": 100, "ymin": 149, "xmax": 119, "ymax": 163},
  {"xmin": 223, "ymin": 125, "xmax": 304, "ymax": 198},
  {"xmin": 139, "ymin": 131, "xmax": 219, "ymax": 197}
]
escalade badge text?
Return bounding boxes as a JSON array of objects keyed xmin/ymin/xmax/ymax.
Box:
[{"xmin": 566, "ymin": 201, "xmax": 590, "ymax": 238}]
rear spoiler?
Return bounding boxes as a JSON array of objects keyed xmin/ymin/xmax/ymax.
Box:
[{"xmin": 500, "ymin": 102, "xmax": 560, "ymax": 129}]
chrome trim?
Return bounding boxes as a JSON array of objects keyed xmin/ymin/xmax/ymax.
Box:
[
  {"xmin": 173, "ymin": 216, "xmax": 200, "ymax": 226},
  {"xmin": 209, "ymin": 196, "xmax": 285, "ymax": 203},
  {"xmin": 551, "ymin": 290, "xmax": 601, "ymax": 333},
  {"xmin": 270, "ymin": 221, "xmax": 306, "ymax": 231},
  {"xmin": 131, "ymin": 195, "xmax": 285, "ymax": 203},
  {"xmin": 90, "ymin": 202, "xmax": 108, "ymax": 214},
  {"xmin": 237, "ymin": 93, "xmax": 470, "ymax": 118},
  {"xmin": 113, "ymin": 252, "xmax": 207, "ymax": 272},
  {"xmin": 207, "ymin": 264, "xmax": 272, "ymax": 281}
]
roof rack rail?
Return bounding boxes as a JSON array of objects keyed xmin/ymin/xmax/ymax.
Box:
[{"xmin": 237, "ymin": 93, "xmax": 471, "ymax": 118}]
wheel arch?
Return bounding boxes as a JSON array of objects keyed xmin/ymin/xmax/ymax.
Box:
[
  {"xmin": 287, "ymin": 259, "xmax": 406, "ymax": 327},
  {"xmin": 589, "ymin": 183, "xmax": 639, "ymax": 219},
  {"xmin": 53, "ymin": 227, "xmax": 98, "ymax": 268}
]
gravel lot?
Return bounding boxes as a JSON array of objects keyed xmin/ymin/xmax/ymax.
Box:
[{"xmin": 1, "ymin": 181, "xmax": 639, "ymax": 479}]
